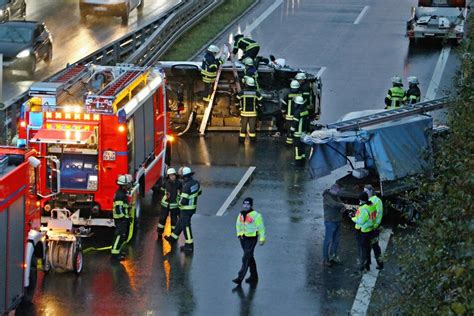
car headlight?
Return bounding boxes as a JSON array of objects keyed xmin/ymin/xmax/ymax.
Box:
[{"xmin": 16, "ymin": 49, "xmax": 31, "ymax": 58}]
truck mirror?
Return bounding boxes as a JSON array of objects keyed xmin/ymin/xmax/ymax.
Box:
[
  {"xmin": 47, "ymin": 156, "xmax": 61, "ymax": 195},
  {"xmin": 28, "ymin": 156, "xmax": 41, "ymax": 168}
]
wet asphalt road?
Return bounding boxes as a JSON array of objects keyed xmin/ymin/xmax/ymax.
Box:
[
  {"xmin": 1, "ymin": 0, "xmax": 180, "ymax": 103},
  {"xmin": 17, "ymin": 0, "xmax": 462, "ymax": 315}
]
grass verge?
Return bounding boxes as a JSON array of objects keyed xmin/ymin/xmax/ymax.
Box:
[{"xmin": 161, "ymin": 0, "xmax": 256, "ymax": 61}]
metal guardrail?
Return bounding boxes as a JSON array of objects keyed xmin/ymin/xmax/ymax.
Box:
[{"xmin": 0, "ymin": 0, "xmax": 223, "ymax": 142}]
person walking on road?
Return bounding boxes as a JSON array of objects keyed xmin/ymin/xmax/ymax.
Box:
[
  {"xmin": 405, "ymin": 76, "xmax": 421, "ymax": 104},
  {"xmin": 322, "ymin": 184, "xmax": 345, "ymax": 267},
  {"xmin": 236, "ymin": 77, "xmax": 263, "ymax": 142},
  {"xmin": 157, "ymin": 167, "xmax": 182, "ymax": 239},
  {"xmin": 111, "ymin": 175, "xmax": 132, "ymax": 262},
  {"xmin": 233, "ymin": 34, "xmax": 260, "ymax": 60},
  {"xmin": 364, "ymin": 184, "xmax": 384, "ymax": 270},
  {"xmin": 351, "ymin": 192, "xmax": 374, "ymax": 272},
  {"xmin": 384, "ymin": 76, "xmax": 405, "ymax": 109},
  {"xmin": 233, "ymin": 197, "xmax": 266, "ymax": 286},
  {"xmin": 165, "ymin": 167, "xmax": 202, "ymax": 253}
]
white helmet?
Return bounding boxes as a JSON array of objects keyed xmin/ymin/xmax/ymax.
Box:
[
  {"xmin": 117, "ymin": 174, "xmax": 131, "ymax": 186},
  {"xmin": 246, "ymin": 77, "xmax": 256, "ymax": 87},
  {"xmin": 290, "ymin": 80, "xmax": 300, "ymax": 89},
  {"xmin": 293, "ymin": 96, "xmax": 305, "ymax": 105},
  {"xmin": 295, "ymin": 72, "xmax": 307, "ymax": 80},
  {"xmin": 167, "ymin": 168, "xmax": 177, "ymax": 176},
  {"xmin": 243, "ymin": 57, "xmax": 254, "ymax": 66},
  {"xmin": 408, "ymin": 76, "xmax": 419, "ymax": 85},
  {"xmin": 208, "ymin": 45, "xmax": 220, "ymax": 54},
  {"xmin": 182, "ymin": 166, "xmax": 193, "ymax": 176},
  {"xmin": 392, "ymin": 76, "xmax": 403, "ymax": 85}
]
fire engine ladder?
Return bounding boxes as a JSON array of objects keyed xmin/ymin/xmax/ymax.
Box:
[
  {"xmin": 326, "ymin": 97, "xmax": 452, "ymax": 132},
  {"xmin": 48, "ymin": 65, "xmax": 90, "ymax": 105},
  {"xmin": 97, "ymin": 68, "xmax": 148, "ymax": 112}
]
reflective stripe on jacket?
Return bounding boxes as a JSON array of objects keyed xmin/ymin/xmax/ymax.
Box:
[
  {"xmin": 236, "ymin": 210, "xmax": 266, "ymax": 242},
  {"xmin": 369, "ymin": 195, "xmax": 383, "ymax": 229},
  {"xmin": 352, "ymin": 204, "xmax": 374, "ymax": 233},
  {"xmin": 282, "ymin": 92, "xmax": 303, "ymax": 120},
  {"xmin": 179, "ymin": 177, "xmax": 202, "ymax": 211},
  {"xmin": 385, "ymin": 86, "xmax": 405, "ymax": 108},
  {"xmin": 237, "ymin": 89, "xmax": 263, "ymax": 116},
  {"xmin": 113, "ymin": 188, "xmax": 130, "ymax": 219},
  {"xmin": 201, "ymin": 52, "xmax": 223, "ymax": 83},
  {"xmin": 233, "ymin": 37, "xmax": 260, "ymax": 53}
]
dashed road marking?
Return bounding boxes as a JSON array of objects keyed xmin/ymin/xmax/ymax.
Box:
[
  {"xmin": 216, "ymin": 166, "xmax": 256, "ymax": 216},
  {"xmin": 350, "ymin": 228, "xmax": 392, "ymax": 316},
  {"xmin": 353, "ymin": 6, "xmax": 370, "ymax": 25},
  {"xmin": 425, "ymin": 46, "xmax": 451, "ymax": 100},
  {"xmin": 316, "ymin": 66, "xmax": 327, "ymax": 78}
]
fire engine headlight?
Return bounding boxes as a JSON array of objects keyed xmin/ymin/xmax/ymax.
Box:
[
  {"xmin": 118, "ymin": 125, "xmax": 126, "ymax": 133},
  {"xmin": 16, "ymin": 49, "xmax": 31, "ymax": 58}
]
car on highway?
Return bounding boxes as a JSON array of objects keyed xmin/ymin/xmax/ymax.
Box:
[
  {"xmin": 0, "ymin": 0, "xmax": 26, "ymax": 22},
  {"xmin": 0, "ymin": 21, "xmax": 53, "ymax": 76},
  {"xmin": 79, "ymin": 0, "xmax": 144, "ymax": 26}
]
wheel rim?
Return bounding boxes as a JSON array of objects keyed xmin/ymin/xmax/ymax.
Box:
[{"xmin": 76, "ymin": 252, "xmax": 83, "ymax": 273}]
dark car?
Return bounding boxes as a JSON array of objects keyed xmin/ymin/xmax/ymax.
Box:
[
  {"xmin": 0, "ymin": 0, "xmax": 26, "ymax": 22},
  {"xmin": 79, "ymin": 0, "xmax": 144, "ymax": 26},
  {"xmin": 0, "ymin": 21, "xmax": 52, "ymax": 76}
]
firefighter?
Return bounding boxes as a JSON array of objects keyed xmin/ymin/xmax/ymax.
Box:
[
  {"xmin": 279, "ymin": 80, "xmax": 303, "ymax": 144},
  {"xmin": 111, "ymin": 175, "xmax": 131, "ymax": 262},
  {"xmin": 242, "ymin": 57, "xmax": 259, "ymax": 90},
  {"xmin": 364, "ymin": 184, "xmax": 384, "ymax": 270},
  {"xmin": 201, "ymin": 44, "xmax": 224, "ymax": 102},
  {"xmin": 157, "ymin": 167, "xmax": 183, "ymax": 239},
  {"xmin": 165, "ymin": 167, "xmax": 202, "ymax": 253},
  {"xmin": 233, "ymin": 34, "xmax": 260, "ymax": 60},
  {"xmin": 405, "ymin": 76, "xmax": 421, "ymax": 104},
  {"xmin": 384, "ymin": 76, "xmax": 405, "ymax": 109},
  {"xmin": 351, "ymin": 192, "xmax": 374, "ymax": 272},
  {"xmin": 295, "ymin": 72, "xmax": 316, "ymax": 118},
  {"xmin": 290, "ymin": 96, "xmax": 309, "ymax": 166},
  {"xmin": 236, "ymin": 77, "xmax": 263, "ymax": 142},
  {"xmin": 232, "ymin": 197, "xmax": 266, "ymax": 286}
]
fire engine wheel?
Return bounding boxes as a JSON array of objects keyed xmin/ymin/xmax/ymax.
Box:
[
  {"xmin": 23, "ymin": 255, "xmax": 37, "ymax": 303},
  {"xmin": 73, "ymin": 250, "xmax": 84, "ymax": 275}
]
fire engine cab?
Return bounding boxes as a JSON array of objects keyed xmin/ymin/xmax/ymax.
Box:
[
  {"xmin": 0, "ymin": 147, "xmax": 45, "ymax": 313},
  {"xmin": 18, "ymin": 63, "xmax": 170, "ymax": 227}
]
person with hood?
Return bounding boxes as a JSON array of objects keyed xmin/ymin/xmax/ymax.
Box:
[{"xmin": 322, "ymin": 184, "xmax": 345, "ymax": 267}]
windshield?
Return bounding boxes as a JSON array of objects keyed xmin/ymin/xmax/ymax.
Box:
[{"xmin": 0, "ymin": 25, "xmax": 33, "ymax": 43}]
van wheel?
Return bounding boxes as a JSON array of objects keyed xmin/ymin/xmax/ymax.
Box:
[
  {"xmin": 121, "ymin": 9, "xmax": 129, "ymax": 26},
  {"xmin": 23, "ymin": 256, "xmax": 37, "ymax": 303},
  {"xmin": 73, "ymin": 250, "xmax": 83, "ymax": 275}
]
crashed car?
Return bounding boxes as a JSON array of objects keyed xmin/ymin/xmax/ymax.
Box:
[
  {"xmin": 157, "ymin": 60, "xmax": 323, "ymax": 135},
  {"xmin": 406, "ymin": 0, "xmax": 469, "ymax": 44}
]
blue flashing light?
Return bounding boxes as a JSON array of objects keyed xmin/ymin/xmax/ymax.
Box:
[{"xmin": 117, "ymin": 108, "xmax": 126, "ymax": 124}]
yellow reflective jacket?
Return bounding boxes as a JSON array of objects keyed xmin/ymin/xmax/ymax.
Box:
[{"xmin": 236, "ymin": 210, "xmax": 266, "ymax": 242}]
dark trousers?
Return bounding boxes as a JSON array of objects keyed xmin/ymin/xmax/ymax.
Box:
[
  {"xmin": 242, "ymin": 47, "xmax": 260, "ymax": 60},
  {"xmin": 371, "ymin": 229, "xmax": 382, "ymax": 264},
  {"xmin": 356, "ymin": 230, "xmax": 372, "ymax": 271},
  {"xmin": 171, "ymin": 210, "xmax": 194, "ymax": 247},
  {"xmin": 237, "ymin": 236, "xmax": 258, "ymax": 281},
  {"xmin": 323, "ymin": 221, "xmax": 341, "ymax": 262},
  {"xmin": 274, "ymin": 110, "xmax": 285, "ymax": 133},
  {"xmin": 294, "ymin": 137, "xmax": 306, "ymax": 161},
  {"xmin": 157, "ymin": 206, "xmax": 179, "ymax": 232},
  {"xmin": 111, "ymin": 218, "xmax": 129, "ymax": 256},
  {"xmin": 240, "ymin": 116, "xmax": 257, "ymax": 138}
]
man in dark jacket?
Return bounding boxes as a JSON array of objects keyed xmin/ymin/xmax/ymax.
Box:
[
  {"xmin": 322, "ymin": 184, "xmax": 345, "ymax": 267},
  {"xmin": 157, "ymin": 167, "xmax": 182, "ymax": 239}
]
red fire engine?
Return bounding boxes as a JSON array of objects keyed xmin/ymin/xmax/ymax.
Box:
[
  {"xmin": 0, "ymin": 147, "xmax": 46, "ymax": 313},
  {"xmin": 17, "ymin": 63, "xmax": 170, "ymax": 227}
]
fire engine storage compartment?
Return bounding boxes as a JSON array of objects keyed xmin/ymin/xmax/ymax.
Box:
[
  {"xmin": 0, "ymin": 154, "xmax": 27, "ymax": 313},
  {"xmin": 303, "ymin": 111, "xmax": 434, "ymax": 215}
]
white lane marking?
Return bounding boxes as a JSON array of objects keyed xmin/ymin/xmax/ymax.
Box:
[
  {"xmin": 425, "ymin": 46, "xmax": 451, "ymax": 100},
  {"xmin": 350, "ymin": 228, "xmax": 392, "ymax": 316},
  {"xmin": 316, "ymin": 66, "xmax": 327, "ymax": 78},
  {"xmin": 216, "ymin": 166, "xmax": 256, "ymax": 216},
  {"xmin": 243, "ymin": 0, "xmax": 284, "ymax": 36},
  {"xmin": 353, "ymin": 6, "xmax": 370, "ymax": 25}
]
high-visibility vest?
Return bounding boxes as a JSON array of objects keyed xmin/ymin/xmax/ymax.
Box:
[
  {"xmin": 369, "ymin": 195, "xmax": 383, "ymax": 229},
  {"xmin": 352, "ymin": 204, "xmax": 373, "ymax": 233},
  {"xmin": 236, "ymin": 210, "xmax": 266, "ymax": 242},
  {"xmin": 386, "ymin": 86, "xmax": 405, "ymax": 108}
]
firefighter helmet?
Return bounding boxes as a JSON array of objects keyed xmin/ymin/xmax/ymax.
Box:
[
  {"xmin": 208, "ymin": 45, "xmax": 220, "ymax": 54},
  {"xmin": 293, "ymin": 96, "xmax": 305, "ymax": 105},
  {"xmin": 408, "ymin": 76, "xmax": 419, "ymax": 85},
  {"xmin": 167, "ymin": 168, "xmax": 177, "ymax": 176},
  {"xmin": 28, "ymin": 97, "xmax": 43, "ymax": 112},
  {"xmin": 117, "ymin": 174, "xmax": 131, "ymax": 186},
  {"xmin": 243, "ymin": 57, "xmax": 254, "ymax": 66},
  {"xmin": 182, "ymin": 166, "xmax": 194, "ymax": 176},
  {"xmin": 245, "ymin": 77, "xmax": 256, "ymax": 87},
  {"xmin": 290, "ymin": 80, "xmax": 300, "ymax": 89},
  {"xmin": 391, "ymin": 76, "xmax": 403, "ymax": 85},
  {"xmin": 295, "ymin": 72, "xmax": 307, "ymax": 80}
]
